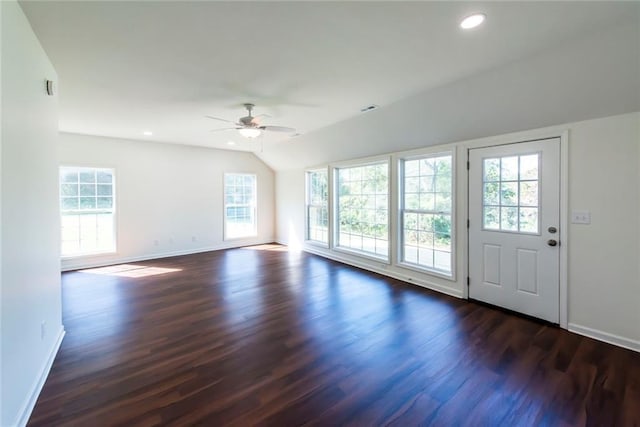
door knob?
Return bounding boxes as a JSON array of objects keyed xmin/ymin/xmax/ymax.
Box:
[{"xmin": 547, "ymin": 239, "xmax": 558, "ymax": 247}]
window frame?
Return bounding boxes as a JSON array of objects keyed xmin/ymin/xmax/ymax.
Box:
[
  {"xmin": 305, "ymin": 167, "xmax": 330, "ymax": 247},
  {"xmin": 332, "ymin": 157, "xmax": 391, "ymax": 263},
  {"xmin": 398, "ymin": 150, "xmax": 456, "ymax": 279},
  {"xmin": 481, "ymin": 152, "xmax": 541, "ymax": 235},
  {"xmin": 223, "ymin": 172, "xmax": 258, "ymax": 241},
  {"xmin": 59, "ymin": 165, "xmax": 117, "ymax": 259}
]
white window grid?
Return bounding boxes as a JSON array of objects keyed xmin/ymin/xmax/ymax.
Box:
[
  {"xmin": 60, "ymin": 167, "xmax": 115, "ymax": 257},
  {"xmin": 336, "ymin": 162, "xmax": 389, "ymax": 259},
  {"xmin": 306, "ymin": 169, "xmax": 329, "ymax": 244},
  {"xmin": 400, "ymin": 155, "xmax": 453, "ymax": 274},
  {"xmin": 482, "ymin": 153, "xmax": 540, "ymax": 234},
  {"xmin": 224, "ymin": 173, "xmax": 257, "ymax": 239}
]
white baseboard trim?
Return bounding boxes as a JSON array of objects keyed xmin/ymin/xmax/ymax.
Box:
[
  {"xmin": 301, "ymin": 244, "xmax": 463, "ymax": 299},
  {"xmin": 15, "ymin": 327, "xmax": 66, "ymax": 427},
  {"xmin": 569, "ymin": 323, "xmax": 640, "ymax": 353},
  {"xmin": 61, "ymin": 238, "xmax": 276, "ymax": 271}
]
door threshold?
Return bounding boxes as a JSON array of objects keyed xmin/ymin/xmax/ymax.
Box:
[{"xmin": 468, "ymin": 298, "xmax": 560, "ymax": 327}]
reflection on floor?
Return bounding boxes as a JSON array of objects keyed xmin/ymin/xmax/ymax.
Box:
[
  {"xmin": 242, "ymin": 243, "xmax": 290, "ymax": 252},
  {"xmin": 80, "ymin": 264, "xmax": 182, "ymax": 278},
  {"xmin": 29, "ymin": 244, "xmax": 640, "ymax": 426}
]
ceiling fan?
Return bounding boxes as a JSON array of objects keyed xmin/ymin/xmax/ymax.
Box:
[{"xmin": 206, "ymin": 103, "xmax": 295, "ymax": 139}]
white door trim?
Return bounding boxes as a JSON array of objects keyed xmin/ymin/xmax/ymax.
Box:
[{"xmin": 464, "ymin": 131, "xmax": 568, "ymax": 329}]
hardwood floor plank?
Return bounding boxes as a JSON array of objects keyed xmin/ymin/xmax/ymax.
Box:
[{"xmin": 27, "ymin": 245, "xmax": 640, "ymax": 426}]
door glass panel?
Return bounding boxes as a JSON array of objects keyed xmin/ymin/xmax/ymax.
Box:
[
  {"xmin": 483, "ymin": 206, "xmax": 500, "ymax": 229},
  {"xmin": 483, "ymin": 182, "xmax": 499, "ymax": 205},
  {"xmin": 519, "ymin": 182, "xmax": 538, "ymax": 206},
  {"xmin": 500, "ymin": 156, "xmax": 519, "ymax": 180},
  {"xmin": 519, "ymin": 155, "xmax": 539, "ymax": 180},
  {"xmin": 519, "ymin": 208, "xmax": 538, "ymax": 233},
  {"xmin": 484, "ymin": 158, "xmax": 500, "ymax": 181},
  {"xmin": 500, "ymin": 182, "xmax": 518, "ymax": 206},
  {"xmin": 500, "ymin": 207, "xmax": 519, "ymax": 231},
  {"xmin": 482, "ymin": 153, "xmax": 540, "ymax": 234}
]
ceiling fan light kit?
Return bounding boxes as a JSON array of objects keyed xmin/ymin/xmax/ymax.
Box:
[
  {"xmin": 206, "ymin": 103, "xmax": 295, "ymax": 140},
  {"xmin": 238, "ymin": 128, "xmax": 262, "ymax": 139}
]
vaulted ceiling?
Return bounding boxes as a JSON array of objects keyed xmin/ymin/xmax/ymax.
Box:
[{"xmin": 20, "ymin": 1, "xmax": 640, "ymax": 162}]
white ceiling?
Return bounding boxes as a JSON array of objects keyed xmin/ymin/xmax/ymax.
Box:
[{"xmin": 20, "ymin": 1, "xmax": 639, "ymax": 153}]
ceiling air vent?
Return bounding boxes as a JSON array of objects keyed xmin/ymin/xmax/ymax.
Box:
[{"xmin": 360, "ymin": 104, "xmax": 379, "ymax": 113}]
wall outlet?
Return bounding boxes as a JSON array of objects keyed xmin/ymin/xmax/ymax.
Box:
[
  {"xmin": 571, "ymin": 210, "xmax": 591, "ymax": 224},
  {"xmin": 41, "ymin": 321, "xmax": 46, "ymax": 340},
  {"xmin": 192, "ymin": 236, "xmax": 197, "ymax": 242},
  {"xmin": 169, "ymin": 237, "xmax": 174, "ymax": 244},
  {"xmin": 154, "ymin": 239, "xmax": 159, "ymax": 246}
]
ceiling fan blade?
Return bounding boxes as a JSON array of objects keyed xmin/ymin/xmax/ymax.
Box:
[
  {"xmin": 209, "ymin": 127, "xmax": 239, "ymax": 133},
  {"xmin": 260, "ymin": 125, "xmax": 296, "ymax": 133},
  {"xmin": 250, "ymin": 113, "xmax": 271, "ymax": 124},
  {"xmin": 205, "ymin": 115, "xmax": 235, "ymax": 124}
]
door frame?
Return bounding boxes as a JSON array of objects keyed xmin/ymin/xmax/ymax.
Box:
[{"xmin": 463, "ymin": 130, "xmax": 569, "ymax": 329}]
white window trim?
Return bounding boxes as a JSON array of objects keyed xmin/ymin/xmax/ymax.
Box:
[
  {"xmin": 396, "ymin": 149, "xmax": 456, "ymax": 280},
  {"xmin": 332, "ymin": 156, "xmax": 391, "ymax": 262},
  {"xmin": 223, "ymin": 172, "xmax": 258, "ymax": 241},
  {"xmin": 305, "ymin": 167, "xmax": 330, "ymax": 247},
  {"xmin": 59, "ymin": 165, "xmax": 118, "ymax": 259}
]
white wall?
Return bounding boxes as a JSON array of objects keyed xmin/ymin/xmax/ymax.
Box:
[
  {"xmin": 261, "ymin": 20, "xmax": 639, "ymax": 171},
  {"xmin": 276, "ymin": 112, "xmax": 640, "ymax": 351},
  {"xmin": 1, "ymin": 1, "xmax": 64, "ymax": 425},
  {"xmin": 567, "ymin": 114, "xmax": 640, "ymax": 346},
  {"xmin": 59, "ymin": 133, "xmax": 275, "ymax": 270},
  {"xmin": 275, "ymin": 170, "xmax": 305, "ymax": 251}
]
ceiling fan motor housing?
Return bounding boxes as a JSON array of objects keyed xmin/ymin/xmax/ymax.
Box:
[{"xmin": 240, "ymin": 116, "xmax": 258, "ymax": 127}]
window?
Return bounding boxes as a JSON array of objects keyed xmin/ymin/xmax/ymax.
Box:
[
  {"xmin": 336, "ymin": 162, "xmax": 389, "ymax": 259},
  {"xmin": 482, "ymin": 154, "xmax": 539, "ymax": 233},
  {"xmin": 60, "ymin": 167, "xmax": 115, "ymax": 257},
  {"xmin": 224, "ymin": 173, "xmax": 257, "ymax": 239},
  {"xmin": 401, "ymin": 154, "xmax": 453, "ymax": 275},
  {"xmin": 306, "ymin": 169, "xmax": 329, "ymax": 244}
]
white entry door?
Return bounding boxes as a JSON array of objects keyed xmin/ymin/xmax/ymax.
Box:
[{"xmin": 468, "ymin": 138, "xmax": 560, "ymax": 323}]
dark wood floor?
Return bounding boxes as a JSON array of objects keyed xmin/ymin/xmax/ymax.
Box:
[{"xmin": 29, "ymin": 245, "xmax": 639, "ymax": 426}]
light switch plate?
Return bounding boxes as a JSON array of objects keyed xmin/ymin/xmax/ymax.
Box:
[{"xmin": 571, "ymin": 210, "xmax": 591, "ymax": 224}]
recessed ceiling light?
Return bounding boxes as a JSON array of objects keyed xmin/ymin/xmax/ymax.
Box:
[
  {"xmin": 460, "ymin": 13, "xmax": 486, "ymax": 30},
  {"xmin": 227, "ymin": 141, "xmax": 236, "ymax": 146},
  {"xmin": 142, "ymin": 131, "xmax": 153, "ymax": 136}
]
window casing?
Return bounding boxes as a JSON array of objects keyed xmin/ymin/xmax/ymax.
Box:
[
  {"xmin": 60, "ymin": 166, "xmax": 116, "ymax": 257},
  {"xmin": 335, "ymin": 161, "xmax": 389, "ymax": 259},
  {"xmin": 306, "ymin": 169, "xmax": 329, "ymax": 244},
  {"xmin": 224, "ymin": 173, "xmax": 257, "ymax": 239},
  {"xmin": 400, "ymin": 154, "xmax": 453, "ymax": 276}
]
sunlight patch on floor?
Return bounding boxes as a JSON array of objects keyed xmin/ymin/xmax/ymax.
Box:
[
  {"xmin": 243, "ymin": 244, "xmax": 289, "ymax": 252},
  {"xmin": 80, "ymin": 264, "xmax": 182, "ymax": 277}
]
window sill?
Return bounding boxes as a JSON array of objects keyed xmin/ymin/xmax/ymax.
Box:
[
  {"xmin": 223, "ymin": 235, "xmax": 258, "ymax": 242},
  {"xmin": 397, "ymin": 261, "xmax": 455, "ymax": 281},
  {"xmin": 333, "ymin": 246, "xmax": 390, "ymax": 265},
  {"xmin": 305, "ymin": 240, "xmax": 329, "ymax": 249},
  {"xmin": 61, "ymin": 250, "xmax": 117, "ymax": 260}
]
